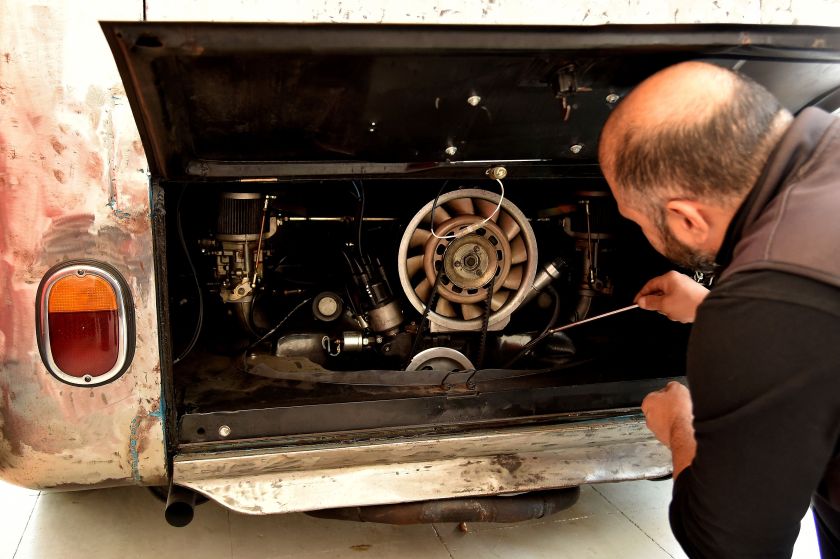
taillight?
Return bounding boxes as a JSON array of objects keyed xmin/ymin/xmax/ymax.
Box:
[{"xmin": 36, "ymin": 262, "xmax": 134, "ymax": 386}]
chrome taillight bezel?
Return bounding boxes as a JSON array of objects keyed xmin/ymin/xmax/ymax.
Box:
[{"xmin": 35, "ymin": 260, "xmax": 135, "ymax": 387}]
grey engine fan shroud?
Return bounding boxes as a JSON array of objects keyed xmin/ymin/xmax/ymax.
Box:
[{"xmin": 397, "ymin": 188, "xmax": 538, "ymax": 332}]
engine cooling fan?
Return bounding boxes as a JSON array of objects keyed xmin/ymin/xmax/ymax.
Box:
[{"xmin": 397, "ymin": 188, "xmax": 538, "ymax": 332}]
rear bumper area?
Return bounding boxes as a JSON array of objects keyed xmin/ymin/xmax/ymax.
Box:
[{"xmin": 173, "ymin": 415, "xmax": 669, "ymax": 515}]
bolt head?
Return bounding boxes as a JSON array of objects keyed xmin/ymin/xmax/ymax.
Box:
[
  {"xmin": 606, "ymin": 93, "xmax": 620, "ymax": 104},
  {"xmin": 570, "ymin": 144, "xmax": 583, "ymax": 154},
  {"xmin": 445, "ymin": 146, "xmax": 458, "ymax": 156},
  {"xmin": 218, "ymin": 425, "xmax": 232, "ymax": 438},
  {"xmin": 467, "ymin": 95, "xmax": 481, "ymax": 106}
]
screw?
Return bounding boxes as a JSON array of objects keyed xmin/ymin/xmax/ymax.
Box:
[
  {"xmin": 467, "ymin": 95, "xmax": 481, "ymax": 106},
  {"xmin": 445, "ymin": 146, "xmax": 458, "ymax": 156},
  {"xmin": 606, "ymin": 93, "xmax": 620, "ymax": 104},
  {"xmin": 218, "ymin": 425, "xmax": 231, "ymax": 438},
  {"xmin": 454, "ymin": 261, "xmax": 461, "ymax": 268},
  {"xmin": 570, "ymin": 144, "xmax": 583, "ymax": 154},
  {"xmin": 83, "ymin": 375, "xmax": 92, "ymax": 383}
]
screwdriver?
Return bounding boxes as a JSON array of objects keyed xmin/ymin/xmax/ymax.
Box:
[
  {"xmin": 505, "ymin": 304, "xmax": 640, "ymax": 367},
  {"xmin": 547, "ymin": 304, "xmax": 640, "ymax": 334}
]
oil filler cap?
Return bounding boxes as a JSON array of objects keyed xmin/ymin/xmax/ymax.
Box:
[{"xmin": 313, "ymin": 292, "xmax": 344, "ymax": 322}]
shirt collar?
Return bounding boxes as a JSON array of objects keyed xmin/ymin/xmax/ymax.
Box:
[{"xmin": 715, "ymin": 107, "xmax": 837, "ymax": 271}]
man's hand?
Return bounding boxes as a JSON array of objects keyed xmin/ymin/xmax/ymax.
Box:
[
  {"xmin": 642, "ymin": 381, "xmax": 696, "ymax": 479},
  {"xmin": 635, "ymin": 271, "xmax": 709, "ymax": 323}
]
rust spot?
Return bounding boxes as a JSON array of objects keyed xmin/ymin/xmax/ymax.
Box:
[
  {"xmin": 86, "ymin": 152, "xmax": 103, "ymax": 179},
  {"xmin": 491, "ymin": 454, "xmax": 523, "ymax": 475},
  {"xmin": 50, "ymin": 136, "xmax": 66, "ymax": 155},
  {"xmin": 0, "ymin": 83, "xmax": 12, "ymax": 105},
  {"xmin": 350, "ymin": 545, "xmax": 372, "ymax": 552},
  {"xmin": 3, "ymin": 53, "xmax": 9, "ymax": 63},
  {"xmin": 53, "ymin": 169, "xmax": 65, "ymax": 183}
]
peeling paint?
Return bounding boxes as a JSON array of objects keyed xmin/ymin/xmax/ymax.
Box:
[
  {"xmin": 0, "ymin": 0, "xmax": 165, "ymax": 491},
  {"xmin": 106, "ymin": 198, "xmax": 132, "ymax": 220},
  {"xmin": 128, "ymin": 414, "xmax": 142, "ymax": 482}
]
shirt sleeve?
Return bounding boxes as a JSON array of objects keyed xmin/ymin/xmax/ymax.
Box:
[{"xmin": 669, "ymin": 272, "xmax": 840, "ymax": 558}]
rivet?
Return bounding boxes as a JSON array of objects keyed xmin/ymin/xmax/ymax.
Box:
[
  {"xmin": 218, "ymin": 425, "xmax": 232, "ymax": 438},
  {"xmin": 83, "ymin": 375, "xmax": 92, "ymax": 383}
]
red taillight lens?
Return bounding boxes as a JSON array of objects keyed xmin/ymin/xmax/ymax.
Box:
[{"xmin": 37, "ymin": 263, "xmax": 134, "ymax": 386}]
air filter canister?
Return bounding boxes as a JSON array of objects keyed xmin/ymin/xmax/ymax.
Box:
[{"xmin": 216, "ymin": 193, "xmax": 265, "ymax": 241}]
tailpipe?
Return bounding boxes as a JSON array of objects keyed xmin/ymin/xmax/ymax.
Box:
[{"xmin": 165, "ymin": 483, "xmax": 197, "ymax": 527}]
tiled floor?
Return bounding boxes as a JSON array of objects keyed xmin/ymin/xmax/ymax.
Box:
[{"xmin": 1, "ymin": 479, "xmax": 820, "ymax": 558}]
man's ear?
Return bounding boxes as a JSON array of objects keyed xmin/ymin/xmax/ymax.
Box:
[{"xmin": 664, "ymin": 199, "xmax": 711, "ymax": 246}]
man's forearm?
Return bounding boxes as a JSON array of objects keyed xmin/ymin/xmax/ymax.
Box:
[{"xmin": 670, "ymin": 417, "xmax": 697, "ymax": 480}]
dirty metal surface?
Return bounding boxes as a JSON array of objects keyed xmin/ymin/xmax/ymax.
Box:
[
  {"xmin": 144, "ymin": 0, "xmax": 838, "ymax": 26},
  {"xmin": 179, "ymin": 378, "xmax": 680, "ymax": 444},
  {"xmin": 174, "ymin": 417, "xmax": 670, "ymax": 514},
  {"xmin": 0, "ymin": 1, "xmax": 166, "ymax": 489}
]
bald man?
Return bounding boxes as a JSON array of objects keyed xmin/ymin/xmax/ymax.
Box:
[{"xmin": 599, "ymin": 61, "xmax": 840, "ymax": 558}]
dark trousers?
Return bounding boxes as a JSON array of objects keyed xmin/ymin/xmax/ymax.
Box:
[{"xmin": 814, "ymin": 493, "xmax": 840, "ymax": 558}]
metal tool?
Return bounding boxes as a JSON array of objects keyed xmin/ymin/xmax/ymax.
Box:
[
  {"xmin": 504, "ymin": 303, "xmax": 641, "ymax": 367},
  {"xmin": 549, "ymin": 304, "xmax": 640, "ymax": 334}
]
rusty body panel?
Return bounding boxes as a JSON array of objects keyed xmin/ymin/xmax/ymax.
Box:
[
  {"xmin": 174, "ymin": 417, "xmax": 669, "ymax": 515},
  {"xmin": 0, "ymin": 1, "xmax": 166, "ymax": 489}
]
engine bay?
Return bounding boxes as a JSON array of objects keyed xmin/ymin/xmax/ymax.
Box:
[{"xmin": 163, "ymin": 175, "xmax": 690, "ymax": 444}]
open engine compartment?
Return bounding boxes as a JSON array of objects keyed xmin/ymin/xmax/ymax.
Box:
[{"xmin": 160, "ymin": 176, "xmax": 690, "ymax": 447}]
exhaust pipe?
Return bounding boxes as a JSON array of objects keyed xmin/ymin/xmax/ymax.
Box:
[
  {"xmin": 307, "ymin": 487, "xmax": 581, "ymax": 524},
  {"xmin": 165, "ymin": 483, "xmax": 197, "ymax": 527}
]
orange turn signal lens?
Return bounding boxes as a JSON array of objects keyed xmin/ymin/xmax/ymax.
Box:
[{"xmin": 48, "ymin": 274, "xmax": 118, "ymax": 313}]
